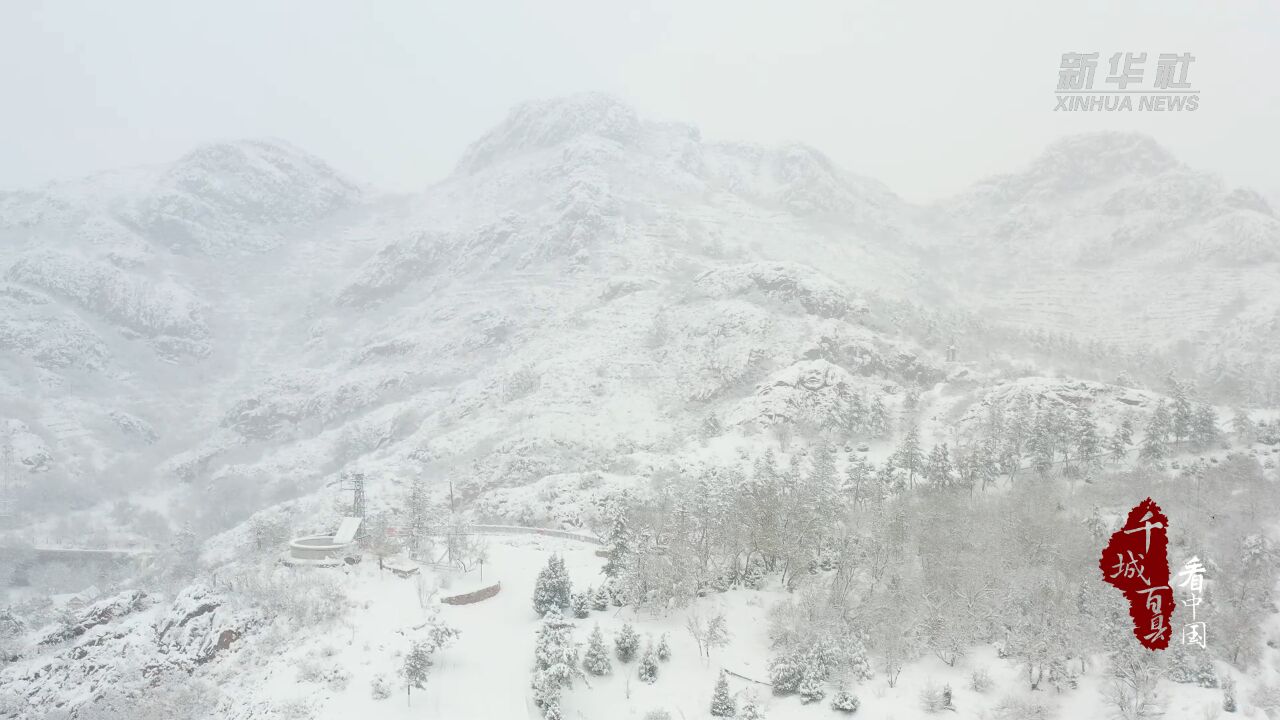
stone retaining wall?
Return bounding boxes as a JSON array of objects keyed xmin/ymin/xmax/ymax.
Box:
[
  {"xmin": 441, "ymin": 581, "xmax": 502, "ymax": 605},
  {"xmin": 466, "ymin": 524, "xmax": 602, "ymax": 545}
]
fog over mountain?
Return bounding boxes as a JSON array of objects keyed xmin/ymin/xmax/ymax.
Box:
[{"xmin": 1, "ymin": 94, "xmax": 1278, "ymax": 719}]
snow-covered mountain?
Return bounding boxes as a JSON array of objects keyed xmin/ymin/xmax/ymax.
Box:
[
  {"xmin": 3, "ymin": 92, "xmax": 1280, "ymax": 720},
  {"xmin": 0, "ymin": 92, "xmax": 1274, "ymax": 542},
  {"xmin": 925, "ymin": 132, "xmax": 1280, "ymax": 359}
]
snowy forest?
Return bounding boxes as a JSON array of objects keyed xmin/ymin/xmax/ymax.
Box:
[{"xmin": 3, "ymin": 4, "xmax": 1280, "ymax": 719}]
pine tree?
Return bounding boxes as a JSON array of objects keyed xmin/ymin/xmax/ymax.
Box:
[
  {"xmin": 710, "ymin": 670, "xmax": 735, "ymax": 717},
  {"xmin": 532, "ymin": 609, "xmax": 581, "ymax": 714},
  {"xmin": 768, "ymin": 653, "xmax": 803, "ymax": 693},
  {"xmin": 170, "ymin": 522, "xmax": 200, "ymax": 579},
  {"xmin": 870, "ymin": 393, "xmax": 890, "ymax": 438},
  {"xmin": 1110, "ymin": 419, "xmax": 1134, "ymax": 462},
  {"xmin": 798, "ymin": 664, "xmax": 826, "ymax": 704},
  {"xmin": 601, "ymin": 503, "xmax": 633, "ymax": 579},
  {"xmin": 1074, "ymin": 411, "xmax": 1102, "ymax": 468},
  {"xmin": 1170, "ymin": 378, "xmax": 1194, "ymax": 443},
  {"xmin": 1231, "ymin": 408, "xmax": 1256, "ymax": 446},
  {"xmin": 894, "ymin": 424, "xmax": 924, "ymax": 489},
  {"xmin": 582, "ymin": 624, "xmax": 612, "ymax": 676},
  {"xmin": 532, "ymin": 554, "xmax": 573, "ymax": 616},
  {"xmin": 638, "ymin": 643, "xmax": 658, "ymax": 684},
  {"xmin": 1028, "ymin": 408, "xmax": 1055, "ymax": 476},
  {"xmin": 843, "ymin": 453, "xmax": 872, "ymax": 505},
  {"xmin": 591, "ymin": 583, "xmax": 610, "ymax": 611},
  {"xmin": 1149, "ymin": 400, "xmax": 1172, "ymax": 444},
  {"xmin": 874, "ymin": 458, "xmax": 899, "ymax": 495},
  {"xmin": 1140, "ymin": 402, "xmax": 1171, "ymax": 463},
  {"xmin": 1190, "ymin": 403, "xmax": 1219, "ymax": 449},
  {"xmin": 407, "ymin": 473, "xmax": 433, "ymax": 558},
  {"xmin": 924, "ymin": 443, "xmax": 953, "ymax": 489},
  {"xmin": 740, "ymin": 695, "xmax": 766, "ymax": 720},
  {"xmin": 844, "ymin": 392, "xmax": 867, "ymax": 436},
  {"xmin": 571, "ymin": 590, "xmax": 591, "ymax": 619},
  {"xmin": 615, "ymin": 623, "xmax": 640, "ymax": 662},
  {"xmin": 808, "ymin": 441, "xmax": 838, "ymax": 497},
  {"xmin": 656, "ymin": 633, "xmax": 671, "ymax": 662}
]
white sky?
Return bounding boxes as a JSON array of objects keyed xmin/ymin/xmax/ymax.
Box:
[{"xmin": 1, "ymin": 0, "xmax": 1276, "ymax": 202}]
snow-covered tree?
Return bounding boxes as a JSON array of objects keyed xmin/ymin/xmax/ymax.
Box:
[
  {"xmin": 842, "ymin": 452, "xmax": 872, "ymax": 505},
  {"xmin": 582, "ymin": 624, "xmax": 612, "ymax": 676},
  {"xmin": 686, "ymin": 609, "xmax": 730, "ymax": 659},
  {"xmin": 1028, "ymin": 408, "xmax": 1056, "ymax": 475},
  {"xmin": 407, "ymin": 473, "xmax": 434, "ymax": 558},
  {"xmin": 401, "ymin": 610, "xmax": 459, "ymax": 706},
  {"xmin": 768, "ymin": 652, "xmax": 803, "ymax": 693},
  {"xmin": 601, "ymin": 503, "xmax": 633, "ymax": 579},
  {"xmin": 869, "ymin": 393, "xmax": 890, "ymax": 438},
  {"xmin": 638, "ymin": 643, "xmax": 658, "ymax": 684},
  {"xmin": 532, "ymin": 609, "xmax": 581, "ymax": 715},
  {"xmin": 1146, "ymin": 400, "xmax": 1173, "ymax": 445},
  {"xmin": 591, "ymin": 583, "xmax": 611, "ymax": 611},
  {"xmin": 1074, "ymin": 410, "xmax": 1102, "ymax": 468},
  {"xmin": 1190, "ymin": 403, "xmax": 1220, "ymax": 449},
  {"xmin": 798, "ymin": 664, "xmax": 825, "ymax": 704},
  {"xmin": 615, "ymin": 623, "xmax": 640, "ymax": 662},
  {"xmin": 1110, "ymin": 418, "xmax": 1134, "ymax": 462},
  {"xmin": 1231, "ymin": 408, "xmax": 1257, "ymax": 445},
  {"xmin": 1170, "ymin": 377, "xmax": 1194, "ymax": 443},
  {"xmin": 402, "ymin": 641, "xmax": 432, "ymax": 706},
  {"xmin": 740, "ymin": 693, "xmax": 766, "ymax": 720},
  {"xmin": 656, "ymin": 633, "xmax": 671, "ymax": 662},
  {"xmin": 571, "ymin": 590, "xmax": 591, "ymax": 619},
  {"xmin": 532, "ymin": 554, "xmax": 572, "ymax": 616},
  {"xmin": 893, "ymin": 424, "xmax": 924, "ymax": 489},
  {"xmin": 710, "ymin": 670, "xmax": 735, "ymax": 717},
  {"xmin": 923, "ymin": 443, "xmax": 954, "ymax": 489}
]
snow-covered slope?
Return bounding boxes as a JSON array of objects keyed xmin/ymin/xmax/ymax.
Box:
[
  {"xmin": 0, "ymin": 94, "xmax": 1274, "ymax": 551},
  {"xmin": 926, "ymin": 133, "xmax": 1280, "ymax": 359},
  {"xmin": 4, "ymin": 92, "xmax": 1280, "ymax": 720}
]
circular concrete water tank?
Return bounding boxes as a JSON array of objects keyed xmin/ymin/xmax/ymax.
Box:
[{"xmin": 288, "ymin": 534, "xmax": 352, "ymax": 563}]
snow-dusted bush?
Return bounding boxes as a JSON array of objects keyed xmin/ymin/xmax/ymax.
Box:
[
  {"xmin": 642, "ymin": 710, "xmax": 672, "ymax": 720},
  {"xmin": 992, "ymin": 696, "xmax": 1054, "ymax": 720},
  {"xmin": 798, "ymin": 666, "xmax": 825, "ymax": 704},
  {"xmin": 228, "ymin": 565, "xmax": 347, "ymax": 626},
  {"xmin": 919, "ymin": 681, "xmax": 952, "ymax": 713},
  {"xmin": 830, "ymin": 688, "xmax": 859, "ymax": 712},
  {"xmin": 1223, "ymin": 676, "xmax": 1237, "ymax": 712},
  {"xmin": 969, "ymin": 666, "xmax": 994, "ymax": 693},
  {"xmin": 1166, "ymin": 642, "xmax": 1218, "ymax": 688},
  {"xmin": 370, "ymin": 673, "xmax": 392, "ymax": 700},
  {"xmin": 656, "ymin": 633, "xmax": 671, "ymax": 662},
  {"xmin": 501, "ymin": 367, "xmax": 541, "ymax": 402},
  {"xmin": 740, "ymin": 697, "xmax": 767, "ymax": 720},
  {"xmin": 1250, "ymin": 684, "xmax": 1280, "ymax": 715}
]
